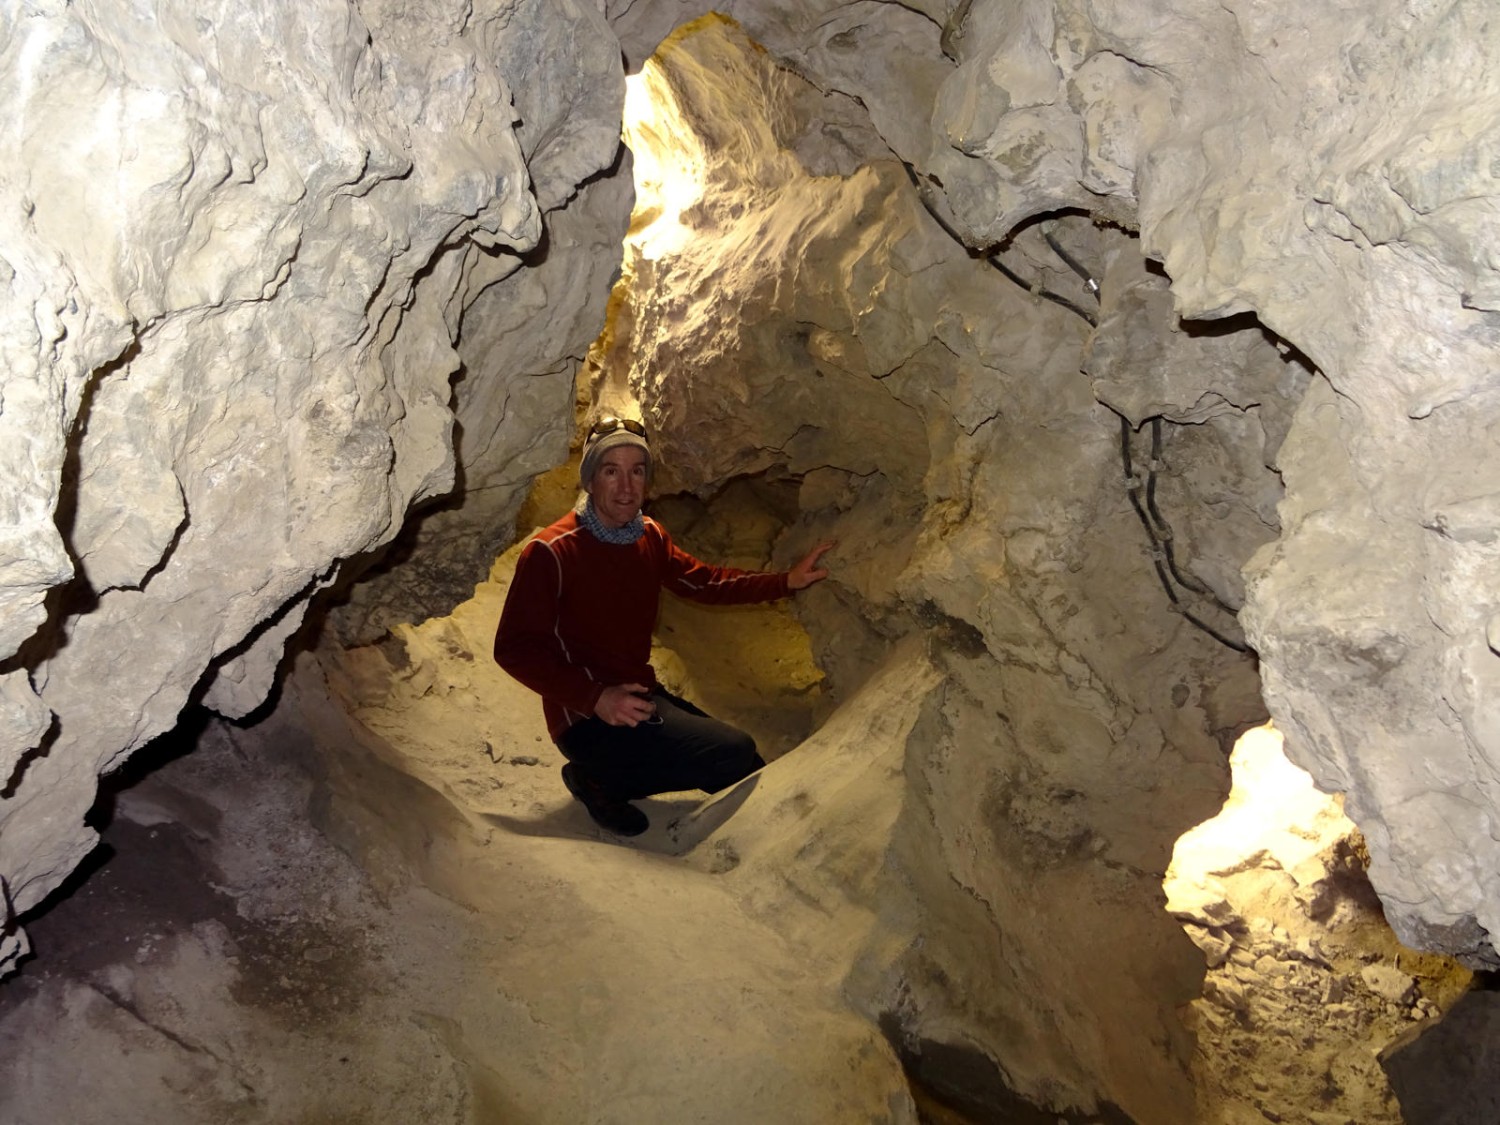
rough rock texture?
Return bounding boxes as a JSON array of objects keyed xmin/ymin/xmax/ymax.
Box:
[
  {"xmin": 324, "ymin": 166, "xmax": 634, "ymax": 647},
  {"xmin": 323, "ymin": 0, "xmax": 635, "ymax": 644},
  {"xmin": 598, "ymin": 18, "xmax": 1276, "ymax": 1119},
  {"xmin": 616, "ymin": 0, "xmax": 1500, "ymax": 971},
  {"xmin": 4, "ymin": 0, "xmax": 1500, "ymax": 1117},
  {"xmin": 0, "ymin": 0, "xmax": 624, "ymax": 953},
  {"xmin": 648, "ymin": 0, "xmax": 1500, "ymax": 972},
  {"xmin": 1166, "ymin": 725, "xmax": 1471, "ymax": 1123},
  {"xmin": 914, "ymin": 0, "xmax": 1500, "ymax": 970}
]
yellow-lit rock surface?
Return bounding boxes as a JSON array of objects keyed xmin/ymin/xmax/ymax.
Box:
[{"xmin": 4, "ymin": 0, "xmax": 1500, "ymax": 1120}]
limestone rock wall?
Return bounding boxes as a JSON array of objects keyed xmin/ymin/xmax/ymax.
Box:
[
  {"xmin": 644, "ymin": 0, "xmax": 1500, "ymax": 966},
  {"xmin": 607, "ymin": 19, "xmax": 1278, "ymax": 1118},
  {"xmin": 925, "ymin": 0, "xmax": 1500, "ymax": 969},
  {"xmin": 598, "ymin": 0, "xmax": 1500, "ymax": 1106},
  {"xmin": 0, "ymin": 0, "xmax": 625, "ymax": 968},
  {"xmin": 325, "ymin": 167, "xmax": 635, "ymax": 647},
  {"xmin": 323, "ymin": 0, "xmax": 636, "ymax": 645},
  {"xmin": 3, "ymin": 0, "xmax": 1500, "ymax": 1114}
]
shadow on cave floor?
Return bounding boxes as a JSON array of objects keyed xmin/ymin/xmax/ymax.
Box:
[
  {"xmin": 880, "ymin": 1013, "xmax": 1136, "ymax": 1125},
  {"xmin": 0, "ymin": 707, "xmax": 503, "ymax": 1124},
  {"xmin": 3, "ymin": 712, "xmax": 379, "ymax": 1032},
  {"xmin": 3, "ymin": 709, "xmax": 219, "ymax": 995}
]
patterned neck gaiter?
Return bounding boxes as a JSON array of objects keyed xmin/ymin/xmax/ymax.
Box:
[{"xmin": 575, "ymin": 493, "xmax": 646, "ymax": 545}]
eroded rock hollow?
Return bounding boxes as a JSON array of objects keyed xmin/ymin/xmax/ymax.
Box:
[{"xmin": 2, "ymin": 0, "xmax": 1499, "ymax": 1121}]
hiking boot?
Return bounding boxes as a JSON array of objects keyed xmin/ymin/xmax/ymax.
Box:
[{"xmin": 561, "ymin": 763, "xmax": 649, "ymax": 837}]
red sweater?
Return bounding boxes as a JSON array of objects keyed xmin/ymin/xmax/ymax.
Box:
[{"xmin": 493, "ymin": 511, "xmax": 791, "ymax": 740}]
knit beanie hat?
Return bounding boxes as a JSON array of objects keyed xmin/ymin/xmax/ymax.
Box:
[{"xmin": 579, "ymin": 422, "xmax": 653, "ymax": 491}]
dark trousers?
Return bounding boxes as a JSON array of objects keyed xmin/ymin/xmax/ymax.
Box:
[{"xmin": 557, "ymin": 689, "xmax": 764, "ymax": 801}]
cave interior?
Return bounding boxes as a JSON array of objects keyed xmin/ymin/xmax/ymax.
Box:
[{"xmin": 3, "ymin": 1, "xmax": 1500, "ymax": 1123}]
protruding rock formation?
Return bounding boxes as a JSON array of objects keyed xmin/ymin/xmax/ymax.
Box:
[
  {"xmin": 0, "ymin": 0, "xmax": 625, "ymax": 956},
  {"xmin": 3, "ymin": 0, "xmax": 1500, "ymax": 1118},
  {"xmin": 608, "ymin": 0, "xmax": 1500, "ymax": 972},
  {"xmin": 592, "ymin": 18, "xmax": 1275, "ymax": 1116}
]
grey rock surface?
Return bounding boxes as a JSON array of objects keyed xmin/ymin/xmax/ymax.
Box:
[
  {"xmin": 1, "ymin": 0, "xmax": 1499, "ymax": 1115},
  {"xmin": 691, "ymin": 0, "xmax": 1500, "ymax": 972},
  {"xmin": 599, "ymin": 18, "xmax": 1275, "ymax": 1118},
  {"xmin": 0, "ymin": 0, "xmax": 619, "ymax": 946}
]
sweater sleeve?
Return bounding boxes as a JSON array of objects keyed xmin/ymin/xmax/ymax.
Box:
[
  {"xmin": 493, "ymin": 538, "xmax": 604, "ymax": 717},
  {"xmin": 659, "ymin": 527, "xmax": 791, "ymax": 605}
]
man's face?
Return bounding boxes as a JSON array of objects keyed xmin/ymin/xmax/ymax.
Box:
[{"xmin": 588, "ymin": 445, "xmax": 648, "ymax": 529}]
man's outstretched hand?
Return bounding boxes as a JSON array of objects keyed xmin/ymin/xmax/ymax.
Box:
[
  {"xmin": 788, "ymin": 542, "xmax": 836, "ymax": 591},
  {"xmin": 595, "ymin": 683, "xmax": 656, "ymax": 726}
]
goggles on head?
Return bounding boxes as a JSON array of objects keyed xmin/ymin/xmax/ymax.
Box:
[{"xmin": 586, "ymin": 415, "xmax": 648, "ymax": 444}]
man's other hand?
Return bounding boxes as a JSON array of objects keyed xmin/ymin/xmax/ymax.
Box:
[
  {"xmin": 788, "ymin": 542, "xmax": 836, "ymax": 591},
  {"xmin": 595, "ymin": 683, "xmax": 656, "ymax": 726}
]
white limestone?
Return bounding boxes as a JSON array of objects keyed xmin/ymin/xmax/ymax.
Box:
[
  {"xmin": 2, "ymin": 0, "xmax": 1500, "ymax": 1117},
  {"xmin": 0, "ymin": 0, "xmax": 621, "ymax": 932}
]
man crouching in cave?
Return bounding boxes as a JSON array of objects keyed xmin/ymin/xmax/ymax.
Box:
[{"xmin": 493, "ymin": 416, "xmax": 833, "ymax": 837}]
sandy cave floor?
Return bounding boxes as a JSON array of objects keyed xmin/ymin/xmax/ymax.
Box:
[
  {"xmin": 0, "ymin": 539, "xmax": 911, "ymax": 1125},
  {"xmin": 0, "ymin": 537, "xmax": 1494, "ymax": 1123},
  {"xmin": 0, "ymin": 692, "xmax": 906, "ymax": 1123}
]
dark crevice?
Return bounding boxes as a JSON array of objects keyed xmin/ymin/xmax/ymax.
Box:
[
  {"xmin": 1119, "ymin": 414, "xmax": 1252, "ymax": 654},
  {"xmin": 879, "ymin": 1014, "xmax": 1139, "ymax": 1125},
  {"xmin": 1, "ymin": 340, "xmax": 136, "ymax": 678},
  {"xmin": 1, "ymin": 713, "xmax": 60, "ymax": 799},
  {"xmin": 898, "ymin": 162, "xmax": 1100, "ymax": 326}
]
